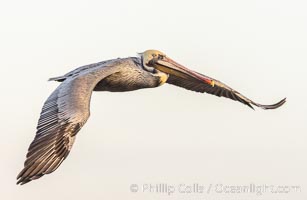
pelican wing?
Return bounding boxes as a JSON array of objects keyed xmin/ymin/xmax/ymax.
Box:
[
  {"xmin": 17, "ymin": 62, "xmax": 122, "ymax": 185},
  {"xmin": 48, "ymin": 58, "xmax": 119, "ymax": 82},
  {"xmin": 166, "ymin": 72, "xmax": 286, "ymax": 109}
]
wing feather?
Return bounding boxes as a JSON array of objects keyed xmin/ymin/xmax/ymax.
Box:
[
  {"xmin": 17, "ymin": 61, "xmax": 122, "ymax": 185},
  {"xmin": 167, "ymin": 72, "xmax": 286, "ymax": 109}
]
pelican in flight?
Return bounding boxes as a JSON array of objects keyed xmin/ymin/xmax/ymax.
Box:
[{"xmin": 17, "ymin": 50, "xmax": 286, "ymax": 185}]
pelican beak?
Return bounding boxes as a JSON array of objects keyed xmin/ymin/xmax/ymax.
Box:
[{"xmin": 154, "ymin": 56, "xmax": 215, "ymax": 86}]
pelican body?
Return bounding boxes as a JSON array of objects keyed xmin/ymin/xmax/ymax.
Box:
[{"xmin": 17, "ymin": 50, "xmax": 286, "ymax": 185}]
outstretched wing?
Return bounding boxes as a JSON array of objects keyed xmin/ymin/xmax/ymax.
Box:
[
  {"xmin": 166, "ymin": 72, "xmax": 286, "ymax": 109},
  {"xmin": 17, "ymin": 62, "xmax": 122, "ymax": 185}
]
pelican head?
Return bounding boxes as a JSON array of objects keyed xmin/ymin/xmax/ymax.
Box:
[
  {"xmin": 139, "ymin": 49, "xmax": 166, "ymax": 73},
  {"xmin": 140, "ymin": 49, "xmax": 214, "ymax": 86}
]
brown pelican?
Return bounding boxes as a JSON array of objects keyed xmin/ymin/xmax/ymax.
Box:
[{"xmin": 17, "ymin": 49, "xmax": 286, "ymax": 185}]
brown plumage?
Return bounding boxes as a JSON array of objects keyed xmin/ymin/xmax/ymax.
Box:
[
  {"xmin": 166, "ymin": 72, "xmax": 286, "ymax": 110},
  {"xmin": 17, "ymin": 50, "xmax": 286, "ymax": 185}
]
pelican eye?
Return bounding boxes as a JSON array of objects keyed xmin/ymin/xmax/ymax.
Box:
[
  {"xmin": 158, "ymin": 55, "xmax": 164, "ymax": 60},
  {"xmin": 148, "ymin": 59, "xmax": 155, "ymax": 66}
]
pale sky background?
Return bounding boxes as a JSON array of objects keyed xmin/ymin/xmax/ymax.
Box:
[{"xmin": 1, "ymin": 0, "xmax": 306, "ymax": 199}]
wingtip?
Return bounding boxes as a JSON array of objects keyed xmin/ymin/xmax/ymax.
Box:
[
  {"xmin": 16, "ymin": 177, "xmax": 25, "ymax": 185},
  {"xmin": 16, "ymin": 179, "xmax": 30, "ymax": 185},
  {"xmin": 253, "ymin": 97, "xmax": 287, "ymax": 110},
  {"xmin": 16, "ymin": 171, "xmax": 27, "ymax": 185},
  {"xmin": 16, "ymin": 166, "xmax": 35, "ymax": 185},
  {"xmin": 16, "ymin": 174, "xmax": 37, "ymax": 185}
]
